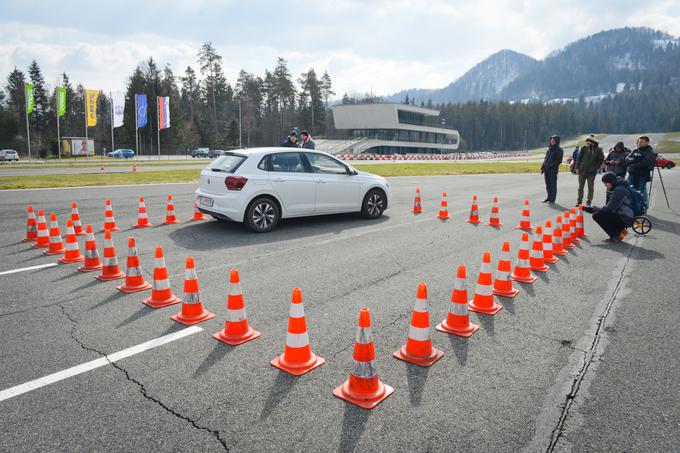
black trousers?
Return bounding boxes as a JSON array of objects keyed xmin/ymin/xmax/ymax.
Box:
[
  {"xmin": 544, "ymin": 170, "xmax": 558, "ymax": 202},
  {"xmin": 592, "ymin": 210, "xmax": 626, "ymax": 239}
]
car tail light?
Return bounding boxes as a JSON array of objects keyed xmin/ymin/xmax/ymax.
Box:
[{"xmin": 225, "ymin": 176, "xmax": 248, "ymax": 191}]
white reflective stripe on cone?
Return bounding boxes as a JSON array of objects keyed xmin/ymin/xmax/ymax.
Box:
[
  {"xmin": 127, "ymin": 266, "xmax": 142, "ymax": 277},
  {"xmin": 285, "ymin": 332, "xmax": 309, "ymax": 348},
  {"xmin": 352, "ymin": 360, "xmax": 377, "ymax": 379},
  {"xmin": 49, "ymin": 236, "xmax": 62, "ymax": 243},
  {"xmin": 495, "ymin": 270, "xmax": 510, "ymax": 281},
  {"xmin": 139, "ymin": 212, "xmax": 148, "ymax": 219},
  {"xmin": 28, "ymin": 225, "xmax": 37, "ymax": 232},
  {"xmin": 553, "ymin": 236, "xmax": 562, "ymax": 244},
  {"xmin": 407, "ymin": 325, "xmax": 431, "ymax": 341},
  {"xmin": 102, "ymin": 257, "xmax": 118, "ymax": 266},
  {"xmin": 449, "ymin": 301, "xmax": 468, "ymax": 316},
  {"xmin": 228, "ymin": 282, "xmax": 242, "ymax": 296},
  {"xmin": 355, "ymin": 326, "xmax": 373, "ymax": 344},
  {"xmin": 153, "ymin": 279, "xmax": 171, "ymax": 291},
  {"xmin": 183, "ymin": 291, "xmax": 201, "ymax": 304},
  {"xmin": 37, "ymin": 230, "xmax": 48, "ymax": 238},
  {"xmin": 185, "ymin": 269, "xmax": 197, "ymax": 281},
  {"xmin": 154, "ymin": 257, "xmax": 166, "ymax": 268},
  {"xmin": 84, "ymin": 248, "xmax": 98, "ymax": 258},
  {"xmin": 288, "ymin": 302, "xmax": 305, "ymax": 318},
  {"xmin": 65, "ymin": 242, "xmax": 78, "ymax": 251},
  {"xmin": 543, "ymin": 242, "xmax": 553, "ymax": 251},
  {"xmin": 412, "ymin": 297, "xmax": 429, "ymax": 313},
  {"xmin": 226, "ymin": 307, "xmax": 246, "ymax": 322},
  {"xmin": 454, "ymin": 278, "xmax": 466, "ymax": 292},
  {"xmin": 530, "ymin": 249, "xmax": 543, "ymax": 258},
  {"xmin": 475, "ymin": 284, "xmax": 493, "ymax": 296}
]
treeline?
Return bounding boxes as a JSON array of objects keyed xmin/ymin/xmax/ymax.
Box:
[{"xmin": 0, "ymin": 42, "xmax": 335, "ymax": 156}]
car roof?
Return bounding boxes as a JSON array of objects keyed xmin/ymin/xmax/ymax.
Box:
[{"xmin": 225, "ymin": 147, "xmax": 337, "ymax": 159}]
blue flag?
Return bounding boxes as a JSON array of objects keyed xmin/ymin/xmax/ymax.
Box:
[{"xmin": 136, "ymin": 94, "xmax": 148, "ymax": 128}]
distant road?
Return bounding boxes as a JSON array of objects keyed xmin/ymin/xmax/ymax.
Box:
[{"xmin": 0, "ymin": 164, "xmax": 206, "ymax": 177}]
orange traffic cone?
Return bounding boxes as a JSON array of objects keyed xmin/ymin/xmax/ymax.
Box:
[
  {"xmin": 465, "ymin": 195, "xmax": 481, "ymax": 224},
  {"xmin": 58, "ymin": 219, "xmax": 85, "ymax": 264},
  {"xmin": 70, "ymin": 202, "xmax": 85, "ymax": 236},
  {"xmin": 552, "ymin": 215, "xmax": 568, "ymax": 256},
  {"xmin": 394, "ymin": 282, "xmax": 444, "ymax": 367},
  {"xmin": 78, "ymin": 225, "xmax": 103, "ymax": 272},
  {"xmin": 493, "ymin": 241, "xmax": 519, "ymax": 297},
  {"xmin": 512, "ymin": 232, "xmax": 537, "ymax": 283},
  {"xmin": 436, "ymin": 192, "xmax": 450, "ymax": 219},
  {"xmin": 171, "ymin": 257, "xmax": 215, "ymax": 325},
  {"xmin": 23, "ymin": 205, "xmax": 38, "ymax": 242},
  {"xmin": 569, "ymin": 207, "xmax": 580, "ymax": 244},
  {"xmin": 44, "ymin": 213, "xmax": 65, "ymax": 256},
  {"xmin": 96, "ymin": 230, "xmax": 126, "ymax": 281},
  {"xmin": 333, "ymin": 308, "xmax": 394, "ymax": 409},
  {"xmin": 576, "ymin": 205, "xmax": 588, "ymax": 237},
  {"xmin": 117, "ymin": 237, "xmax": 152, "ymax": 293},
  {"xmin": 134, "ymin": 197, "xmax": 153, "ymax": 228},
  {"xmin": 487, "ymin": 197, "xmax": 502, "ymax": 227},
  {"xmin": 191, "ymin": 202, "xmax": 208, "ymax": 221},
  {"xmin": 100, "ymin": 199, "xmax": 120, "ymax": 232},
  {"xmin": 213, "ymin": 269, "xmax": 261, "ymax": 345},
  {"xmin": 143, "ymin": 246, "xmax": 181, "ymax": 308},
  {"xmin": 33, "ymin": 209, "xmax": 50, "ymax": 248},
  {"xmin": 162, "ymin": 195, "xmax": 181, "ymax": 224},
  {"xmin": 469, "ymin": 251, "xmax": 502, "ymax": 315},
  {"xmin": 271, "ymin": 288, "xmax": 324, "ymax": 375},
  {"xmin": 542, "ymin": 220, "xmax": 559, "ymax": 264},
  {"xmin": 515, "ymin": 199, "xmax": 533, "ymax": 230},
  {"xmin": 436, "ymin": 264, "xmax": 479, "ymax": 337},
  {"xmin": 412, "ymin": 188, "xmax": 423, "ymax": 214},
  {"xmin": 530, "ymin": 226, "xmax": 550, "ymax": 272},
  {"xmin": 562, "ymin": 211, "xmax": 575, "ymax": 249}
]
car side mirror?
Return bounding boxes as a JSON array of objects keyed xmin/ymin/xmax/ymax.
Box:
[{"xmin": 346, "ymin": 167, "xmax": 358, "ymax": 175}]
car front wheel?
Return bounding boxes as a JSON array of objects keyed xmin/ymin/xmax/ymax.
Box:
[
  {"xmin": 361, "ymin": 189, "xmax": 386, "ymax": 219},
  {"xmin": 245, "ymin": 197, "xmax": 280, "ymax": 233}
]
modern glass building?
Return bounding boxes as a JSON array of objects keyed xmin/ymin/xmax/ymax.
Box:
[{"xmin": 330, "ymin": 103, "xmax": 460, "ymax": 154}]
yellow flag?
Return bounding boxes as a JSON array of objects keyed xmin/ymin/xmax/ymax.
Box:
[{"xmin": 86, "ymin": 90, "xmax": 99, "ymax": 127}]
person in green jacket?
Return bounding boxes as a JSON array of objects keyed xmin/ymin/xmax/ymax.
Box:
[{"xmin": 575, "ymin": 137, "xmax": 605, "ymax": 207}]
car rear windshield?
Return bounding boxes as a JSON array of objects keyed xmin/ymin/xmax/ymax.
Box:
[{"xmin": 209, "ymin": 154, "xmax": 246, "ymax": 173}]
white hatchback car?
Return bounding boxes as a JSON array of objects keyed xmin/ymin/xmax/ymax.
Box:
[{"xmin": 195, "ymin": 147, "xmax": 391, "ymax": 232}]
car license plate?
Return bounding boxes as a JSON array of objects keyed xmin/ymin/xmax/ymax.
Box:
[{"xmin": 198, "ymin": 196, "xmax": 214, "ymax": 207}]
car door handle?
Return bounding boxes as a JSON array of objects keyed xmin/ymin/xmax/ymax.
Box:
[
  {"xmin": 316, "ymin": 179, "xmax": 327, "ymax": 183},
  {"xmin": 273, "ymin": 178, "xmax": 286, "ymax": 182}
]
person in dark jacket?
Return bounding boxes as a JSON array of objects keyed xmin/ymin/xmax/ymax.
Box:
[
  {"xmin": 280, "ymin": 131, "xmax": 301, "ymax": 148},
  {"xmin": 300, "ymin": 131, "xmax": 315, "ymax": 149},
  {"xmin": 604, "ymin": 142, "xmax": 630, "ymax": 177},
  {"xmin": 575, "ymin": 136, "xmax": 605, "ymax": 207},
  {"xmin": 540, "ymin": 135, "xmax": 563, "ymax": 203},
  {"xmin": 588, "ymin": 172, "xmax": 634, "ymax": 242},
  {"xmin": 570, "ymin": 146, "xmax": 579, "ymax": 174},
  {"xmin": 625, "ymin": 135, "xmax": 655, "ymax": 206}
]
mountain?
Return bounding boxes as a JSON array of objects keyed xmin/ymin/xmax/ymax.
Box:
[
  {"xmin": 387, "ymin": 50, "xmax": 537, "ymax": 104},
  {"xmin": 387, "ymin": 27, "xmax": 680, "ymax": 104}
]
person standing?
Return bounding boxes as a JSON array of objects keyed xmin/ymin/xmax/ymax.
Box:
[
  {"xmin": 625, "ymin": 135, "xmax": 655, "ymax": 206},
  {"xmin": 300, "ymin": 131, "xmax": 316, "ymax": 149},
  {"xmin": 280, "ymin": 131, "xmax": 301, "ymax": 148},
  {"xmin": 570, "ymin": 145, "xmax": 579, "ymax": 174},
  {"xmin": 604, "ymin": 142, "xmax": 630, "ymax": 177},
  {"xmin": 541, "ymin": 135, "xmax": 564, "ymax": 204},
  {"xmin": 575, "ymin": 136, "xmax": 604, "ymax": 207}
]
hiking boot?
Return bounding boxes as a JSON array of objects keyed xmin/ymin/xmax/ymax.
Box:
[{"xmin": 619, "ymin": 229, "xmax": 629, "ymax": 241}]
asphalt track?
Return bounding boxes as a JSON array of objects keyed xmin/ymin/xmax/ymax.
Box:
[{"xmin": 0, "ymin": 170, "xmax": 678, "ymax": 452}]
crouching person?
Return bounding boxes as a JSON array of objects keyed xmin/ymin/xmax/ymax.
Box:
[{"xmin": 588, "ymin": 172, "xmax": 634, "ymax": 243}]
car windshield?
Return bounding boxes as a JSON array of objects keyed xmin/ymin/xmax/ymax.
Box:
[{"xmin": 210, "ymin": 153, "xmax": 246, "ymax": 173}]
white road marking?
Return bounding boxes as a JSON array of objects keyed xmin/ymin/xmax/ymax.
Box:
[
  {"xmin": 0, "ymin": 325, "xmax": 203, "ymax": 402},
  {"xmin": 0, "ymin": 262, "xmax": 58, "ymax": 276}
]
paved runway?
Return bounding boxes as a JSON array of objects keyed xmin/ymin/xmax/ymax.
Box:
[{"xmin": 0, "ymin": 170, "xmax": 678, "ymax": 452}]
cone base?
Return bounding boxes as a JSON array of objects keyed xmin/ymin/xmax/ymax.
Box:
[
  {"xmin": 213, "ymin": 328, "xmax": 261, "ymax": 346},
  {"xmin": 487, "ymin": 222, "xmax": 503, "ymax": 227},
  {"xmin": 43, "ymin": 248, "xmax": 65, "ymax": 256},
  {"xmin": 554, "ymin": 249, "xmax": 568, "ymax": 256},
  {"xmin": 32, "ymin": 242, "xmax": 49, "ymax": 249},
  {"xmin": 191, "ymin": 216, "xmax": 208, "ymax": 221},
  {"xmin": 530, "ymin": 264, "xmax": 550, "ymax": 273},
  {"xmin": 515, "ymin": 225, "xmax": 533, "ymax": 231},
  {"xmin": 578, "ymin": 233, "xmax": 588, "ymax": 238},
  {"xmin": 465, "ymin": 219, "xmax": 481, "ymax": 224},
  {"xmin": 271, "ymin": 353, "xmax": 325, "ymax": 376},
  {"xmin": 544, "ymin": 256, "xmax": 559, "ymax": 264},
  {"xmin": 75, "ymin": 231, "xmax": 86, "ymax": 237},
  {"xmin": 170, "ymin": 309, "xmax": 215, "ymax": 325},
  {"xmin": 59, "ymin": 255, "xmax": 85, "ymax": 264},
  {"xmin": 564, "ymin": 243, "xmax": 575, "ymax": 249},
  {"xmin": 572, "ymin": 237, "xmax": 581, "ymax": 244},
  {"xmin": 493, "ymin": 286, "xmax": 520, "ymax": 298},
  {"xmin": 468, "ymin": 299, "xmax": 503, "ymax": 315},
  {"xmin": 134, "ymin": 223, "xmax": 154, "ymax": 228},
  {"xmin": 393, "ymin": 345, "xmax": 444, "ymax": 367},
  {"xmin": 512, "ymin": 272, "xmax": 537, "ymax": 284},
  {"xmin": 117, "ymin": 281, "xmax": 152, "ymax": 293},
  {"xmin": 23, "ymin": 237, "xmax": 37, "ymax": 243},
  {"xmin": 436, "ymin": 214, "xmax": 450, "ymax": 220},
  {"xmin": 412, "ymin": 209, "xmax": 422, "ymax": 214},
  {"xmin": 100, "ymin": 227, "xmax": 121, "ymax": 232},
  {"xmin": 436, "ymin": 320, "xmax": 479, "ymax": 338},
  {"xmin": 143, "ymin": 294, "xmax": 182, "ymax": 309},
  {"xmin": 162, "ymin": 220, "xmax": 181, "ymax": 225},
  {"xmin": 78, "ymin": 263, "xmax": 103, "ymax": 272},
  {"xmin": 333, "ymin": 380, "xmax": 394, "ymax": 410}
]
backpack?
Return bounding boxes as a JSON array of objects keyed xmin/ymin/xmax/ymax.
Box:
[{"xmin": 626, "ymin": 184, "xmax": 647, "ymax": 216}]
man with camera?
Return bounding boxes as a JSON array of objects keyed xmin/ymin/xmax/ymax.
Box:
[{"xmin": 625, "ymin": 135, "xmax": 655, "ymax": 207}]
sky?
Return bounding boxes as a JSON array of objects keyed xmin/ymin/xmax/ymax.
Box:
[{"xmin": 1, "ymin": 0, "xmax": 679, "ymax": 98}]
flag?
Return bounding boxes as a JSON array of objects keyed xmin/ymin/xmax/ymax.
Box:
[
  {"xmin": 111, "ymin": 91, "xmax": 125, "ymax": 128},
  {"xmin": 25, "ymin": 83, "xmax": 34, "ymax": 114},
  {"xmin": 86, "ymin": 90, "xmax": 99, "ymax": 127},
  {"xmin": 158, "ymin": 96, "xmax": 170, "ymax": 129},
  {"xmin": 57, "ymin": 87, "xmax": 66, "ymax": 117},
  {"xmin": 135, "ymin": 94, "xmax": 147, "ymax": 128}
]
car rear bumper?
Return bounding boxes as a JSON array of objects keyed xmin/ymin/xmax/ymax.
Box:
[{"xmin": 194, "ymin": 188, "xmax": 246, "ymax": 223}]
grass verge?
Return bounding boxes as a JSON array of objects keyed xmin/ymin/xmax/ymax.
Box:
[
  {"xmin": 657, "ymin": 132, "xmax": 680, "ymax": 154},
  {"xmin": 353, "ymin": 161, "xmax": 568, "ymax": 177},
  {"xmin": 0, "ymin": 160, "xmax": 203, "ymax": 170}
]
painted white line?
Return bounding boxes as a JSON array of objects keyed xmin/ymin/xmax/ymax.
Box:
[
  {"xmin": 0, "ymin": 262, "xmax": 58, "ymax": 276},
  {"xmin": 0, "ymin": 325, "xmax": 203, "ymax": 402}
]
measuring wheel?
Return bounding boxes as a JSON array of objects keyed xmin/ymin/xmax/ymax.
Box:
[{"xmin": 632, "ymin": 216, "xmax": 652, "ymax": 235}]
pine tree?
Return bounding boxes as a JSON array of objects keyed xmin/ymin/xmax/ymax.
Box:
[
  {"xmin": 27, "ymin": 60, "xmax": 49, "ymax": 150},
  {"xmin": 198, "ymin": 42, "xmax": 225, "ymax": 140}
]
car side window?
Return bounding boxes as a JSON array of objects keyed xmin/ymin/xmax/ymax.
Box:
[
  {"xmin": 305, "ymin": 153, "xmax": 348, "ymax": 175},
  {"xmin": 269, "ymin": 153, "xmax": 307, "ymax": 173},
  {"xmin": 257, "ymin": 156, "xmax": 270, "ymax": 171}
]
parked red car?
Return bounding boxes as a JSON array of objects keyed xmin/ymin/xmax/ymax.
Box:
[{"xmin": 656, "ymin": 155, "xmax": 676, "ymax": 169}]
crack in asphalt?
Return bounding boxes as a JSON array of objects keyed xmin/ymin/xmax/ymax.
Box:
[
  {"xmin": 505, "ymin": 326, "xmax": 587, "ymax": 353},
  {"xmin": 57, "ymin": 302, "xmax": 230, "ymax": 452},
  {"xmin": 0, "ymin": 296, "xmax": 81, "ymax": 318},
  {"xmin": 545, "ymin": 235, "xmax": 638, "ymax": 453}
]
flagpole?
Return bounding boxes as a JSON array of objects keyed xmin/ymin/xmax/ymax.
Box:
[
  {"xmin": 110, "ymin": 92, "xmax": 115, "ymax": 154},
  {"xmin": 156, "ymin": 96, "xmax": 161, "ymax": 159},
  {"xmin": 134, "ymin": 94, "xmax": 139, "ymax": 157},
  {"xmin": 56, "ymin": 93, "xmax": 61, "ymax": 160}
]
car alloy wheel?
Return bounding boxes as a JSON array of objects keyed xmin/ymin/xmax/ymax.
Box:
[
  {"xmin": 366, "ymin": 193, "xmax": 384, "ymax": 217},
  {"xmin": 252, "ymin": 202, "xmax": 276, "ymax": 229}
]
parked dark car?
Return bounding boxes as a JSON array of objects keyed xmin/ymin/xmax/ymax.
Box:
[
  {"xmin": 655, "ymin": 154, "xmax": 676, "ymax": 169},
  {"xmin": 208, "ymin": 149, "xmax": 224, "ymax": 158},
  {"xmin": 106, "ymin": 149, "xmax": 135, "ymax": 159},
  {"xmin": 0, "ymin": 149, "xmax": 19, "ymax": 161},
  {"xmin": 191, "ymin": 148, "xmax": 210, "ymax": 158}
]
